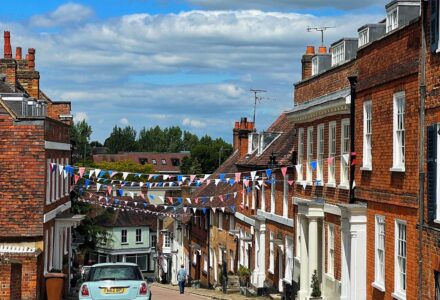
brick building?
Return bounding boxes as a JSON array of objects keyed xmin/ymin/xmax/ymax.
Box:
[
  {"xmin": 287, "ymin": 37, "xmax": 368, "ymax": 299},
  {"xmin": 354, "ymin": 2, "xmax": 421, "ymax": 300},
  {"xmin": 0, "ymin": 31, "xmax": 82, "ymax": 299}
]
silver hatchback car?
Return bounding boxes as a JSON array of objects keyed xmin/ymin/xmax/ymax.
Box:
[{"xmin": 79, "ymin": 263, "xmax": 152, "ymax": 300}]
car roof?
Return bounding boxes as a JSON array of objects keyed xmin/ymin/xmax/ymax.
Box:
[{"xmin": 91, "ymin": 262, "xmax": 138, "ymax": 267}]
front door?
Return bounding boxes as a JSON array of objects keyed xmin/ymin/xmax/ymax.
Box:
[{"xmin": 278, "ymin": 248, "xmax": 284, "ymax": 292}]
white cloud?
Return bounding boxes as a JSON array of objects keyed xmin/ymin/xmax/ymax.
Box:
[
  {"xmin": 119, "ymin": 117, "xmax": 130, "ymax": 126},
  {"xmin": 30, "ymin": 3, "xmax": 93, "ymax": 28},
  {"xmin": 73, "ymin": 111, "xmax": 88, "ymax": 123},
  {"xmin": 183, "ymin": 118, "xmax": 207, "ymax": 129},
  {"xmin": 5, "ymin": 6, "xmax": 386, "ymax": 142}
]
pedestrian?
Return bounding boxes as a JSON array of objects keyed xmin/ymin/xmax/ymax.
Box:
[{"xmin": 177, "ymin": 264, "xmax": 187, "ymax": 294}]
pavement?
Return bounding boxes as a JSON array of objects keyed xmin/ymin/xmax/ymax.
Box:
[{"xmin": 153, "ymin": 283, "xmax": 268, "ymax": 300}]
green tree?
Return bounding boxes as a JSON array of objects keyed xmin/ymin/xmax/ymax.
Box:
[
  {"xmin": 71, "ymin": 120, "xmax": 93, "ymax": 165},
  {"xmin": 104, "ymin": 126, "xmax": 137, "ymax": 154}
]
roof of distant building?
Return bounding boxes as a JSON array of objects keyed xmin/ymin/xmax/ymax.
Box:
[{"xmin": 93, "ymin": 152, "xmax": 190, "ymax": 173}]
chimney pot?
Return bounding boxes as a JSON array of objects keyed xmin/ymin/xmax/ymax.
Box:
[
  {"xmin": 305, "ymin": 45, "xmax": 315, "ymax": 55},
  {"xmin": 15, "ymin": 47, "xmax": 22, "ymax": 60},
  {"xmin": 318, "ymin": 46, "xmax": 327, "ymax": 54},
  {"xmin": 4, "ymin": 31, "xmax": 12, "ymax": 59},
  {"xmin": 27, "ymin": 48, "xmax": 35, "ymax": 70}
]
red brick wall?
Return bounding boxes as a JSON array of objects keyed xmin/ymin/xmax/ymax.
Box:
[
  {"xmin": 0, "ymin": 262, "xmax": 12, "ymax": 300},
  {"xmin": 47, "ymin": 103, "xmax": 71, "ymax": 125},
  {"xmin": 17, "ymin": 70, "xmax": 40, "ymax": 99},
  {"xmin": 0, "ymin": 111, "xmax": 45, "ymax": 238},
  {"xmin": 355, "ymin": 20, "xmax": 420, "ymax": 300},
  {"xmin": 294, "ymin": 61, "xmax": 356, "ymax": 105}
]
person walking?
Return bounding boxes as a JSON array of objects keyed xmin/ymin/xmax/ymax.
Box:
[{"xmin": 177, "ymin": 264, "xmax": 187, "ymax": 294}]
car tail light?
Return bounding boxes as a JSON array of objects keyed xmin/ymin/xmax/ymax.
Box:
[
  {"xmin": 81, "ymin": 284, "xmax": 89, "ymax": 297},
  {"xmin": 139, "ymin": 282, "xmax": 148, "ymax": 295}
]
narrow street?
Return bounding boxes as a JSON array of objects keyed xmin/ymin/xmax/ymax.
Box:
[{"xmin": 150, "ymin": 285, "xmax": 209, "ymax": 299}]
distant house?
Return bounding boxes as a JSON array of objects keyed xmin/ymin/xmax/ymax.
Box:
[
  {"xmin": 93, "ymin": 152, "xmax": 190, "ymax": 173},
  {"xmin": 92, "ymin": 209, "xmax": 157, "ymax": 276}
]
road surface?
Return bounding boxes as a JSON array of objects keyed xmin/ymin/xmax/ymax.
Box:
[{"xmin": 150, "ymin": 285, "xmax": 209, "ymax": 299}]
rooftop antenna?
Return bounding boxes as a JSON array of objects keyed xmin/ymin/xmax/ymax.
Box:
[
  {"xmin": 306, "ymin": 26, "xmax": 335, "ymax": 46},
  {"xmin": 250, "ymin": 89, "xmax": 267, "ymax": 125}
]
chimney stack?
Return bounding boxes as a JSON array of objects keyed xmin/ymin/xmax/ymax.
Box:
[
  {"xmin": 301, "ymin": 46, "xmax": 315, "ymax": 80},
  {"xmin": 4, "ymin": 31, "xmax": 12, "ymax": 59},
  {"xmin": 27, "ymin": 48, "xmax": 35, "ymax": 70},
  {"xmin": 233, "ymin": 117, "xmax": 255, "ymax": 157},
  {"xmin": 16, "ymin": 47, "xmax": 22, "ymax": 60}
]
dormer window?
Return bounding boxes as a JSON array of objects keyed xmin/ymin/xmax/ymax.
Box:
[
  {"xmin": 331, "ymin": 43, "xmax": 344, "ymax": 66},
  {"xmin": 386, "ymin": 8, "xmax": 398, "ymax": 33},
  {"xmin": 359, "ymin": 28, "xmax": 369, "ymax": 47},
  {"xmin": 257, "ymin": 132, "xmax": 281, "ymax": 155},
  {"xmin": 248, "ymin": 133, "xmax": 259, "ymax": 154}
]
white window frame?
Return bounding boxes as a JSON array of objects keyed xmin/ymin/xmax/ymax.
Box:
[
  {"xmin": 297, "ymin": 128, "xmax": 304, "ymax": 181},
  {"xmin": 55, "ymin": 158, "xmax": 60, "ymax": 201},
  {"xmin": 269, "ymin": 231, "xmax": 274, "ymax": 273},
  {"xmin": 306, "ymin": 126, "xmax": 314, "ymax": 183},
  {"xmin": 136, "ymin": 228, "xmax": 142, "ymax": 243},
  {"xmin": 386, "ymin": 7, "xmax": 398, "ymax": 33},
  {"xmin": 251, "ymin": 182, "xmax": 256, "ymax": 210},
  {"xmin": 374, "ymin": 215, "xmax": 385, "ymax": 290},
  {"xmin": 317, "ymin": 124, "xmax": 325, "ymax": 183},
  {"xmin": 121, "ymin": 229, "xmax": 128, "ymax": 244},
  {"xmin": 203, "ymin": 255, "xmax": 208, "ymax": 272},
  {"xmin": 340, "ymin": 119, "xmax": 350, "ymax": 187},
  {"xmin": 392, "ymin": 92, "xmax": 405, "ymax": 171},
  {"xmin": 46, "ymin": 159, "xmax": 51, "ymax": 204},
  {"xmin": 358, "ymin": 28, "xmax": 369, "ymax": 47},
  {"xmin": 327, "ymin": 224, "xmax": 335, "ymax": 277},
  {"xmin": 51, "ymin": 158, "xmax": 55, "ymax": 202},
  {"xmin": 328, "ymin": 122, "xmax": 337, "ymax": 185},
  {"xmin": 230, "ymin": 250, "xmax": 234, "ymax": 272},
  {"xmin": 363, "ymin": 101, "xmax": 373, "ymax": 170},
  {"xmin": 284, "ymin": 237, "xmax": 293, "ymax": 282},
  {"xmin": 331, "ymin": 42, "xmax": 345, "ymax": 66},
  {"xmin": 283, "ymin": 174, "xmax": 289, "ymax": 218},
  {"xmin": 270, "ymin": 174, "xmax": 276, "ymax": 214},
  {"xmin": 393, "ymin": 219, "xmax": 407, "ymax": 299},
  {"xmin": 261, "ymin": 182, "xmax": 266, "ymax": 212},
  {"xmin": 163, "ymin": 232, "xmax": 171, "ymax": 248}
]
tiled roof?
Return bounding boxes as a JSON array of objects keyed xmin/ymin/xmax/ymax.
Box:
[
  {"xmin": 236, "ymin": 113, "xmax": 295, "ymax": 168},
  {"xmin": 93, "ymin": 152, "xmax": 190, "ymax": 173},
  {"xmin": 97, "ymin": 209, "xmax": 157, "ymax": 229}
]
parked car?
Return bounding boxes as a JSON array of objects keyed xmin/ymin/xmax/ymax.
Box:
[{"xmin": 79, "ymin": 263, "xmax": 152, "ymax": 300}]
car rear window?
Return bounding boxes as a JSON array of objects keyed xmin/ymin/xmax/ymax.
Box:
[{"xmin": 88, "ymin": 265, "xmax": 143, "ymax": 281}]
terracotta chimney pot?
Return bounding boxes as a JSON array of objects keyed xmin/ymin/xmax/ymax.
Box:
[
  {"xmin": 16, "ymin": 47, "xmax": 22, "ymax": 60},
  {"xmin": 4, "ymin": 31, "xmax": 12, "ymax": 59},
  {"xmin": 318, "ymin": 46, "xmax": 327, "ymax": 54},
  {"xmin": 27, "ymin": 48, "xmax": 35, "ymax": 70},
  {"xmin": 306, "ymin": 45, "xmax": 315, "ymax": 55}
]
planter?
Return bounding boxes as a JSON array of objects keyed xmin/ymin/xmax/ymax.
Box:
[
  {"xmin": 45, "ymin": 273, "xmax": 67, "ymax": 300},
  {"xmin": 239, "ymin": 276, "xmax": 248, "ymax": 287},
  {"xmin": 310, "ymin": 298, "xmax": 323, "ymax": 300}
]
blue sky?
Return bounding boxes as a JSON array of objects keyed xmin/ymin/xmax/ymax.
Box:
[{"xmin": 1, "ymin": 0, "xmax": 387, "ymax": 143}]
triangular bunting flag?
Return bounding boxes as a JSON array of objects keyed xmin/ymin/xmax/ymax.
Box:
[
  {"xmin": 123, "ymin": 172, "xmax": 129, "ymax": 180},
  {"xmin": 192, "ymin": 207, "xmax": 197, "ymax": 214},
  {"xmin": 281, "ymin": 167, "xmax": 288, "ymax": 177},
  {"xmin": 250, "ymin": 171, "xmax": 256, "ymax": 181},
  {"xmin": 74, "ymin": 174, "xmax": 80, "ymax": 184},
  {"xmin": 97, "ymin": 183, "xmax": 101, "ymax": 192},
  {"xmin": 342, "ymin": 154, "xmax": 350, "ymax": 164},
  {"xmin": 235, "ymin": 172, "xmax": 241, "ymax": 183}
]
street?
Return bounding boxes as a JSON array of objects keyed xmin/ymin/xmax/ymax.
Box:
[{"xmin": 150, "ymin": 285, "xmax": 209, "ymax": 300}]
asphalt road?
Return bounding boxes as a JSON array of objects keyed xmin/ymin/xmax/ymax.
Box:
[{"xmin": 150, "ymin": 285, "xmax": 209, "ymax": 300}]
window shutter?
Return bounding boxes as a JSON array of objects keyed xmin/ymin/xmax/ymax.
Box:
[
  {"xmin": 431, "ymin": 0, "xmax": 439, "ymax": 52},
  {"xmin": 427, "ymin": 124, "xmax": 438, "ymax": 221}
]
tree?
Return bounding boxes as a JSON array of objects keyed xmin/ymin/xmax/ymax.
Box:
[
  {"xmin": 71, "ymin": 120, "xmax": 92, "ymax": 165},
  {"xmin": 104, "ymin": 126, "xmax": 137, "ymax": 154}
]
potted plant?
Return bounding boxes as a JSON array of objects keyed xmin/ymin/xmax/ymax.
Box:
[
  {"xmin": 310, "ymin": 270, "xmax": 322, "ymax": 300},
  {"xmin": 238, "ymin": 266, "xmax": 251, "ymax": 287},
  {"xmin": 45, "ymin": 268, "xmax": 67, "ymax": 300}
]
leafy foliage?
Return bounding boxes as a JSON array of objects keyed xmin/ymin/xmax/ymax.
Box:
[
  {"xmin": 71, "ymin": 120, "xmax": 93, "ymax": 164},
  {"xmin": 104, "ymin": 125, "xmax": 137, "ymax": 154},
  {"xmin": 92, "ymin": 160, "xmax": 155, "ymax": 174},
  {"xmin": 310, "ymin": 269, "xmax": 321, "ymax": 297}
]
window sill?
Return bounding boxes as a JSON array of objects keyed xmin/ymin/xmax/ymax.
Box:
[
  {"xmin": 360, "ymin": 166, "xmax": 372, "ymax": 171},
  {"xmin": 314, "ymin": 180, "xmax": 324, "ymax": 186},
  {"xmin": 338, "ymin": 184, "xmax": 349, "ymax": 190},
  {"xmin": 392, "ymin": 291, "xmax": 406, "ymax": 300},
  {"xmin": 282, "ymin": 278, "xmax": 292, "ymax": 284},
  {"xmin": 121, "ymin": 243, "xmax": 129, "ymax": 245},
  {"xmin": 372, "ymin": 281, "xmax": 385, "ymax": 292},
  {"xmin": 324, "ymin": 273, "xmax": 335, "ymax": 281},
  {"xmin": 390, "ymin": 167, "xmax": 405, "ymax": 173},
  {"xmin": 434, "ymin": 219, "xmax": 440, "ymax": 225},
  {"xmin": 306, "ymin": 181, "xmax": 313, "ymax": 186},
  {"xmin": 135, "ymin": 242, "xmax": 143, "ymax": 244},
  {"xmin": 326, "ymin": 183, "xmax": 336, "ymax": 188},
  {"xmin": 268, "ymin": 268, "xmax": 274, "ymax": 274}
]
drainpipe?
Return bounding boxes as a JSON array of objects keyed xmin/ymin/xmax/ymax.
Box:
[
  {"xmin": 418, "ymin": 2, "xmax": 426, "ymax": 298},
  {"xmin": 348, "ymin": 76, "xmax": 358, "ymax": 204}
]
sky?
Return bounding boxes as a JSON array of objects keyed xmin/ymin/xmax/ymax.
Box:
[{"xmin": 0, "ymin": 0, "xmax": 388, "ymax": 143}]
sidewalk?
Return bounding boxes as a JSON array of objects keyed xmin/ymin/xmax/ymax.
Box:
[{"xmin": 154, "ymin": 283, "xmax": 269, "ymax": 300}]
